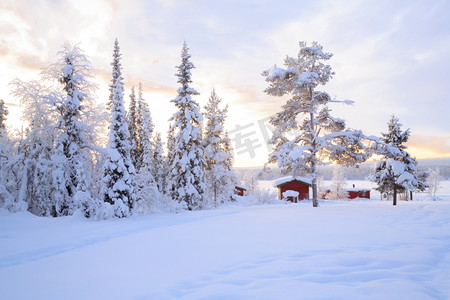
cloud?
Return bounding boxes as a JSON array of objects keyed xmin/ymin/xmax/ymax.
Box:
[
  {"xmin": 408, "ymin": 135, "xmax": 450, "ymax": 158},
  {"xmin": 15, "ymin": 54, "xmax": 45, "ymax": 71},
  {"xmin": 0, "ymin": 40, "xmax": 8, "ymax": 57},
  {"xmin": 1, "ymin": 0, "xmax": 450, "ymax": 163}
]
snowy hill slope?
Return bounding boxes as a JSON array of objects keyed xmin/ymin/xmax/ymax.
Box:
[{"xmin": 1, "ymin": 198, "xmax": 450, "ymax": 299}]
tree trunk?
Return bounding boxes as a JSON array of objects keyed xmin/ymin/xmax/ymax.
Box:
[
  {"xmin": 410, "ymin": 191, "xmax": 413, "ymax": 201},
  {"xmin": 311, "ymin": 155, "xmax": 318, "ymax": 207},
  {"xmin": 393, "ymin": 185, "xmax": 397, "ymax": 206},
  {"xmin": 312, "ymin": 178, "xmax": 318, "ymax": 207},
  {"xmin": 309, "ymin": 95, "xmax": 318, "ymax": 208}
]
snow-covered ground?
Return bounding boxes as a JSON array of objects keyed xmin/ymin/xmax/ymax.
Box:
[{"xmin": 1, "ymin": 183, "xmax": 450, "ymax": 299}]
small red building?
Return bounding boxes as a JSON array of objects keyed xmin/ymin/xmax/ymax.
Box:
[
  {"xmin": 321, "ymin": 188, "xmax": 371, "ymax": 200},
  {"xmin": 234, "ymin": 185, "xmax": 248, "ymax": 196},
  {"xmin": 345, "ymin": 188, "xmax": 371, "ymax": 199},
  {"xmin": 273, "ymin": 176, "xmax": 312, "ymax": 201}
]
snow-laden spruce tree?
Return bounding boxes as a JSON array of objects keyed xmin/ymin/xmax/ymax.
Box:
[
  {"xmin": 203, "ymin": 89, "xmax": 235, "ymax": 206},
  {"xmin": 136, "ymin": 83, "xmax": 155, "ymax": 169},
  {"xmin": 326, "ymin": 166, "xmax": 348, "ymax": 200},
  {"xmin": 165, "ymin": 125, "xmax": 176, "ymax": 196},
  {"xmin": 134, "ymin": 83, "xmax": 160, "ymax": 214},
  {"xmin": 102, "ymin": 39, "xmax": 135, "ymax": 218},
  {"xmin": 370, "ymin": 115, "xmax": 427, "ymax": 205},
  {"xmin": 168, "ymin": 42, "xmax": 205, "ymax": 210},
  {"xmin": 127, "ymin": 86, "xmax": 139, "ymax": 167},
  {"xmin": 152, "ymin": 132, "xmax": 167, "ymax": 194},
  {"xmin": 263, "ymin": 41, "xmax": 369, "ymax": 207}
]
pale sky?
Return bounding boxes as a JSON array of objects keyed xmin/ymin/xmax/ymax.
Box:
[{"xmin": 1, "ymin": 0, "xmax": 449, "ymax": 167}]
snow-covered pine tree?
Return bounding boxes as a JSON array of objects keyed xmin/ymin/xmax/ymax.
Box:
[
  {"xmin": 152, "ymin": 132, "xmax": 166, "ymax": 194},
  {"xmin": 223, "ymin": 131, "xmax": 234, "ymax": 171},
  {"xmin": 326, "ymin": 166, "xmax": 348, "ymax": 200},
  {"xmin": 168, "ymin": 42, "xmax": 205, "ymax": 210},
  {"xmin": 262, "ymin": 41, "xmax": 369, "ymax": 207},
  {"xmin": 134, "ymin": 83, "xmax": 160, "ymax": 213},
  {"xmin": 102, "ymin": 39, "xmax": 136, "ymax": 218},
  {"xmin": 136, "ymin": 82, "xmax": 154, "ymax": 171},
  {"xmin": 203, "ymin": 89, "xmax": 235, "ymax": 206},
  {"xmin": 165, "ymin": 124, "xmax": 176, "ymax": 197},
  {"xmin": 127, "ymin": 86, "xmax": 139, "ymax": 167},
  {"xmin": 370, "ymin": 115, "xmax": 426, "ymax": 205}
]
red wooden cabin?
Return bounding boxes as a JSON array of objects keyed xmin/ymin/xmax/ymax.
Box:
[
  {"xmin": 273, "ymin": 176, "xmax": 312, "ymax": 201},
  {"xmin": 234, "ymin": 185, "xmax": 248, "ymax": 196},
  {"xmin": 345, "ymin": 188, "xmax": 371, "ymax": 199},
  {"xmin": 321, "ymin": 188, "xmax": 371, "ymax": 200}
]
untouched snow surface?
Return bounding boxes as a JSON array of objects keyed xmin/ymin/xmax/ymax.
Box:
[{"xmin": 1, "ymin": 195, "xmax": 450, "ymax": 299}]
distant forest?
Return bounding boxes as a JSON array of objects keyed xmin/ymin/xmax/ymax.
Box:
[{"xmin": 237, "ymin": 158, "xmax": 450, "ymax": 181}]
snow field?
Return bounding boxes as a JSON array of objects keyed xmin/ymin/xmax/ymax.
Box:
[{"xmin": 1, "ymin": 190, "xmax": 450, "ymax": 299}]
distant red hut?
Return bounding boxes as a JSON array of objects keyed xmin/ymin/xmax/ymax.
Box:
[
  {"xmin": 345, "ymin": 188, "xmax": 371, "ymax": 199},
  {"xmin": 234, "ymin": 185, "xmax": 248, "ymax": 196},
  {"xmin": 273, "ymin": 176, "xmax": 312, "ymax": 201},
  {"xmin": 321, "ymin": 188, "xmax": 371, "ymax": 200}
]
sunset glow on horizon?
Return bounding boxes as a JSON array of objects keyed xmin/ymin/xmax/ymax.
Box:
[{"xmin": 1, "ymin": 0, "xmax": 450, "ymax": 167}]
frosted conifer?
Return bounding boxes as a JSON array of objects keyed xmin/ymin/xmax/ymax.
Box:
[
  {"xmin": 152, "ymin": 132, "xmax": 166, "ymax": 194},
  {"xmin": 168, "ymin": 42, "xmax": 205, "ymax": 210},
  {"xmin": 102, "ymin": 39, "xmax": 135, "ymax": 218},
  {"xmin": 203, "ymin": 89, "xmax": 235, "ymax": 206},
  {"xmin": 370, "ymin": 115, "xmax": 427, "ymax": 205},
  {"xmin": 263, "ymin": 41, "xmax": 369, "ymax": 207},
  {"xmin": 136, "ymin": 83, "xmax": 154, "ymax": 170},
  {"xmin": 127, "ymin": 86, "xmax": 139, "ymax": 167}
]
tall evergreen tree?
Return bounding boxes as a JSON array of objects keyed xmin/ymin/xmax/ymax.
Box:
[
  {"xmin": 134, "ymin": 83, "xmax": 159, "ymax": 213},
  {"xmin": 168, "ymin": 42, "xmax": 205, "ymax": 210},
  {"xmin": 136, "ymin": 83, "xmax": 154, "ymax": 170},
  {"xmin": 165, "ymin": 124, "xmax": 176, "ymax": 196},
  {"xmin": 102, "ymin": 39, "xmax": 135, "ymax": 218},
  {"xmin": 263, "ymin": 41, "xmax": 369, "ymax": 207},
  {"xmin": 127, "ymin": 86, "xmax": 139, "ymax": 167},
  {"xmin": 203, "ymin": 89, "xmax": 235, "ymax": 206},
  {"xmin": 152, "ymin": 132, "xmax": 166, "ymax": 194},
  {"xmin": 370, "ymin": 115, "xmax": 427, "ymax": 205}
]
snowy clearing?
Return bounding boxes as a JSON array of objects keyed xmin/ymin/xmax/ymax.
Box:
[{"xmin": 1, "ymin": 184, "xmax": 450, "ymax": 299}]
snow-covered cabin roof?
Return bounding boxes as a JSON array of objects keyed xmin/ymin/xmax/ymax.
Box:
[
  {"xmin": 345, "ymin": 188, "xmax": 371, "ymax": 192},
  {"xmin": 273, "ymin": 176, "xmax": 312, "ymax": 187},
  {"xmin": 235, "ymin": 185, "xmax": 249, "ymax": 191}
]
